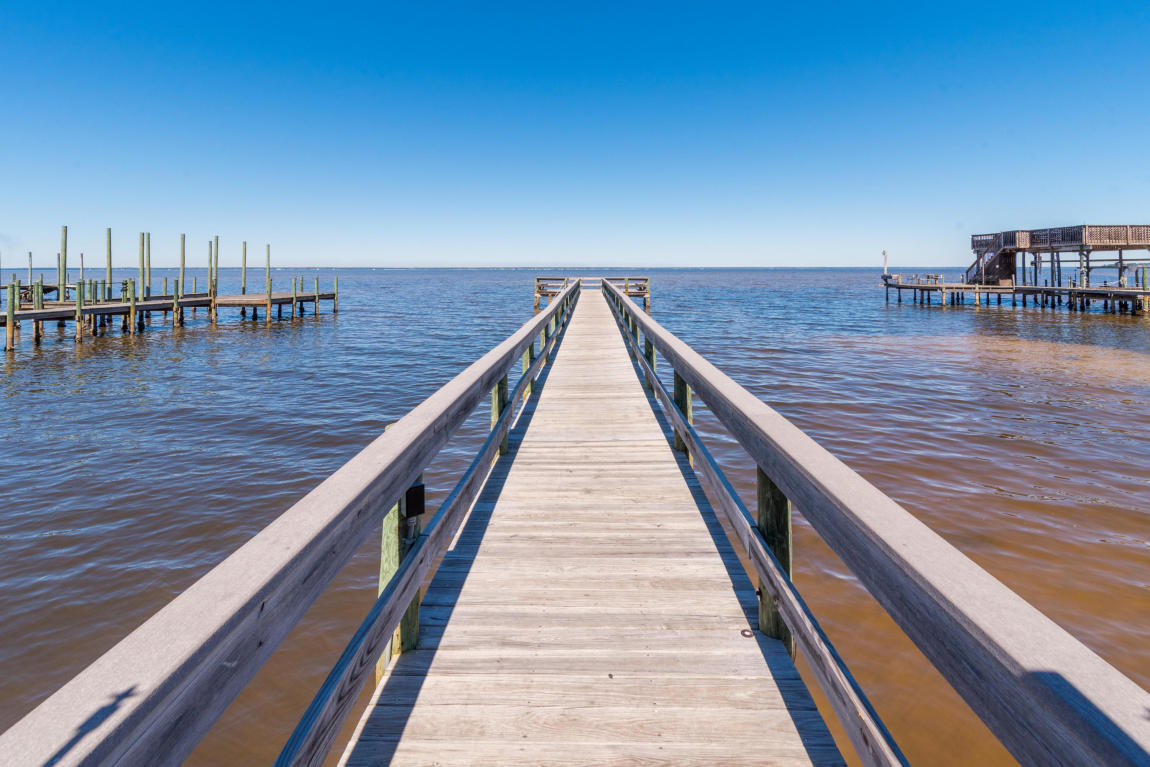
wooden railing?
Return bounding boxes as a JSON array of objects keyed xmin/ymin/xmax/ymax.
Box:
[
  {"xmin": 0, "ymin": 280, "xmax": 581, "ymax": 767},
  {"xmin": 602, "ymin": 279, "xmax": 1150, "ymax": 767}
]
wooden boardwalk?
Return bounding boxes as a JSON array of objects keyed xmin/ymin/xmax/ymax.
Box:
[{"xmin": 341, "ymin": 288, "xmax": 841, "ymax": 766}]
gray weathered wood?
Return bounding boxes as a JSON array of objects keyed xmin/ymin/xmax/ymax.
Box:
[
  {"xmin": 608, "ymin": 292, "xmax": 904, "ymax": 767},
  {"xmin": 275, "ymin": 286, "xmax": 579, "ymax": 767},
  {"xmin": 603, "ymin": 279, "xmax": 1150, "ymax": 767}
]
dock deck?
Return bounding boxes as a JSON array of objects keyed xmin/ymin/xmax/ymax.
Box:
[{"xmin": 341, "ymin": 289, "xmax": 839, "ymax": 766}]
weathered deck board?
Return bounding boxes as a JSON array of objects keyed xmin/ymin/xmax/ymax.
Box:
[{"xmin": 341, "ymin": 288, "xmax": 841, "ymax": 767}]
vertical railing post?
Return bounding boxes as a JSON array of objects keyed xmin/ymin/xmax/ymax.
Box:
[
  {"xmin": 522, "ymin": 342, "xmax": 535, "ymax": 399},
  {"xmin": 757, "ymin": 468, "xmax": 794, "ymax": 656},
  {"xmin": 492, "ymin": 374, "xmax": 509, "ymax": 454},
  {"xmin": 643, "ymin": 336, "xmax": 656, "ymax": 390},
  {"xmin": 376, "ymin": 422, "xmax": 426, "ymax": 684},
  {"xmin": 397, "ymin": 478, "xmax": 424, "ymax": 654},
  {"xmin": 672, "ymin": 371, "xmax": 692, "ymax": 455}
]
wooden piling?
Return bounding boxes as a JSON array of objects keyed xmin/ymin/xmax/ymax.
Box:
[
  {"xmin": 672, "ymin": 371, "xmax": 692, "ymax": 454},
  {"xmin": 146, "ymin": 232, "xmax": 152, "ymax": 298},
  {"xmin": 74, "ymin": 280, "xmax": 84, "ymax": 343},
  {"xmin": 128, "ymin": 279, "xmax": 137, "ymax": 334},
  {"xmin": 105, "ymin": 228, "xmax": 112, "ymax": 294},
  {"xmin": 241, "ymin": 242, "xmax": 247, "ymax": 317},
  {"xmin": 5, "ymin": 283, "xmax": 14, "ymax": 351},
  {"xmin": 138, "ymin": 234, "xmax": 145, "ymax": 299},
  {"xmin": 60, "ymin": 226, "xmax": 67, "ymax": 299},
  {"xmin": 291, "ymin": 277, "xmax": 297, "ymax": 318},
  {"xmin": 522, "ymin": 343, "xmax": 535, "ymax": 399},
  {"xmin": 492, "ymin": 374, "xmax": 509, "ymax": 455},
  {"xmin": 179, "ymin": 234, "xmax": 186, "ymax": 306},
  {"xmin": 644, "ymin": 337, "xmax": 656, "ymax": 390},
  {"xmin": 314, "ymin": 277, "xmax": 320, "ymax": 315},
  {"xmin": 757, "ymin": 467, "xmax": 794, "ymax": 657}
]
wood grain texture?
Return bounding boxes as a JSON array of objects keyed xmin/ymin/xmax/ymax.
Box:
[
  {"xmin": 0, "ymin": 284, "xmax": 579, "ymax": 767},
  {"xmin": 603, "ymin": 280, "xmax": 1150, "ymax": 767},
  {"xmin": 341, "ymin": 288, "xmax": 841, "ymax": 767}
]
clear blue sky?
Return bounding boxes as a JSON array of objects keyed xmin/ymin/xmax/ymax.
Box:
[{"xmin": 2, "ymin": 2, "xmax": 1148, "ymax": 268}]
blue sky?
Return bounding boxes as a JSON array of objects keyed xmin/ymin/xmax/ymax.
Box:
[{"xmin": 2, "ymin": 2, "xmax": 1148, "ymax": 267}]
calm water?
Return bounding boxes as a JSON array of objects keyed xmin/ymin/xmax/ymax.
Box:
[{"xmin": 1, "ymin": 268, "xmax": 1147, "ymax": 765}]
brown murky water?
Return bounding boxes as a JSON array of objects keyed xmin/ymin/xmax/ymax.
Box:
[{"xmin": 1, "ymin": 268, "xmax": 1147, "ymax": 765}]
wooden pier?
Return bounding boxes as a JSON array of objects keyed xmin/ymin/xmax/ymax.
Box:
[
  {"xmin": 882, "ymin": 224, "xmax": 1150, "ymax": 314},
  {"xmin": 3, "ymin": 227, "xmax": 337, "ymax": 350},
  {"xmin": 3, "ymin": 279, "xmax": 1149, "ymax": 767}
]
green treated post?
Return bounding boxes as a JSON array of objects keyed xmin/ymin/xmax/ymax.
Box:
[
  {"xmin": 74, "ymin": 278, "xmax": 84, "ymax": 342},
  {"xmin": 291, "ymin": 277, "xmax": 297, "ymax": 318},
  {"xmin": 376, "ymin": 424, "xmax": 425, "ymax": 682},
  {"xmin": 492, "ymin": 374, "xmax": 509, "ymax": 455},
  {"xmin": 128, "ymin": 279, "xmax": 137, "ymax": 334},
  {"xmin": 522, "ymin": 342, "xmax": 535, "ymax": 399},
  {"xmin": 644, "ymin": 337, "xmax": 656, "ymax": 390},
  {"xmin": 99, "ymin": 280, "xmax": 106, "ymax": 306},
  {"xmin": 757, "ymin": 467, "xmax": 794, "ymax": 657},
  {"xmin": 163, "ymin": 276, "xmax": 168, "ymax": 298},
  {"xmin": 60, "ymin": 226, "xmax": 67, "ymax": 299},
  {"xmin": 265, "ymin": 270, "xmax": 272, "ymax": 325},
  {"xmin": 33, "ymin": 279, "xmax": 42, "ymax": 343},
  {"xmin": 5, "ymin": 283, "xmax": 14, "ymax": 351},
  {"xmin": 672, "ymin": 371, "xmax": 692, "ymax": 454},
  {"xmin": 213, "ymin": 236, "xmax": 219, "ymax": 292},
  {"xmin": 314, "ymin": 276, "xmax": 320, "ymax": 315}
]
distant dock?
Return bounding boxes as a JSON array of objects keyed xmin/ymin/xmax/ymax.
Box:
[
  {"xmin": 3, "ymin": 226, "xmax": 338, "ymax": 350},
  {"xmin": 883, "ymin": 224, "xmax": 1150, "ymax": 313}
]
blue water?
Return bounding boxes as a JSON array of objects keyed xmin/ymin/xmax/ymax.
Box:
[{"xmin": 1, "ymin": 267, "xmax": 1147, "ymax": 765}]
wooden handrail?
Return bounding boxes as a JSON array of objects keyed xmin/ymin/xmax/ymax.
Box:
[
  {"xmin": 604, "ymin": 286, "xmax": 906, "ymax": 767},
  {"xmin": 0, "ymin": 281, "xmax": 580, "ymax": 767},
  {"xmin": 602, "ymin": 279, "xmax": 1150, "ymax": 767},
  {"xmin": 275, "ymin": 286, "xmax": 578, "ymax": 767}
]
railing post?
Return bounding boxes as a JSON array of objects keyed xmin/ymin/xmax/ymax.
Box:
[
  {"xmin": 672, "ymin": 371, "xmax": 692, "ymax": 454},
  {"xmin": 492, "ymin": 373, "xmax": 509, "ymax": 454},
  {"xmin": 522, "ymin": 342, "xmax": 535, "ymax": 399},
  {"xmin": 757, "ymin": 468, "xmax": 794, "ymax": 656},
  {"xmin": 643, "ymin": 337, "xmax": 656, "ymax": 390}
]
